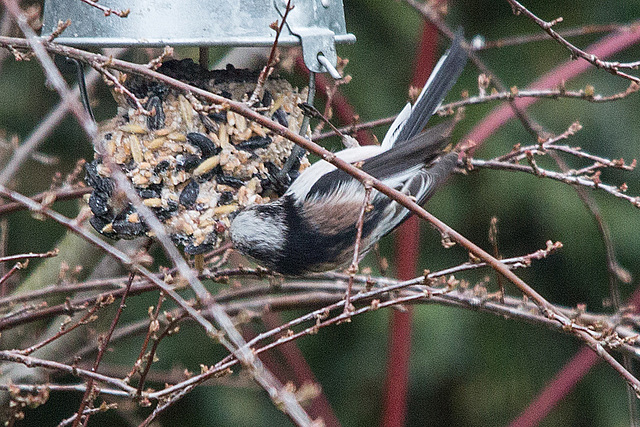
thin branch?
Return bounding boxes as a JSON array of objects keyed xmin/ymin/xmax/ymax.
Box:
[
  {"xmin": 476, "ymin": 21, "xmax": 640, "ymax": 50},
  {"xmin": 0, "ymin": 351, "xmax": 137, "ymax": 394},
  {"xmin": 248, "ymin": 0, "xmax": 293, "ymax": 105},
  {"xmin": 0, "ymin": 249, "xmax": 59, "ymax": 264},
  {"xmin": 313, "ymin": 84, "xmax": 640, "ymax": 141},
  {"xmin": 0, "ymin": 186, "xmax": 91, "ymax": 216},
  {"xmin": 71, "ymin": 272, "xmax": 135, "ymax": 427},
  {"xmin": 506, "ymin": 0, "xmax": 640, "ymax": 83},
  {"xmin": 17, "ymin": 294, "xmax": 111, "ymax": 356},
  {"xmin": 467, "ymin": 158, "xmax": 639, "ymax": 207},
  {"xmin": 79, "ymin": 0, "xmax": 130, "ymax": 18},
  {"xmin": 345, "ymin": 184, "xmax": 372, "ymax": 314}
]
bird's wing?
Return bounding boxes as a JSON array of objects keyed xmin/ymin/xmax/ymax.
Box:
[
  {"xmin": 372, "ymin": 150, "xmax": 459, "ymax": 239},
  {"xmin": 360, "ymin": 121, "xmax": 453, "ymax": 185},
  {"xmin": 391, "ymin": 30, "xmax": 468, "ymax": 147},
  {"xmin": 304, "ymin": 120, "xmax": 453, "ymax": 203}
]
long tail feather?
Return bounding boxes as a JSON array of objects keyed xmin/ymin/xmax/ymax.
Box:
[{"xmin": 394, "ymin": 30, "xmax": 468, "ymax": 145}]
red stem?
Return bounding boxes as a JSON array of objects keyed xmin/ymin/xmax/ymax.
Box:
[{"xmin": 381, "ymin": 20, "xmax": 441, "ymax": 427}]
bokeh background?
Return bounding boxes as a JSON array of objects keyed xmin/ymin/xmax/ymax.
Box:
[{"xmin": 1, "ymin": 0, "xmax": 640, "ymax": 425}]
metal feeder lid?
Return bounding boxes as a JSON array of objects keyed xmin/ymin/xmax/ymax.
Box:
[{"xmin": 41, "ymin": 0, "xmax": 355, "ymax": 74}]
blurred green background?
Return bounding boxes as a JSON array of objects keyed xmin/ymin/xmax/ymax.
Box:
[{"xmin": 2, "ymin": 0, "xmax": 640, "ymax": 426}]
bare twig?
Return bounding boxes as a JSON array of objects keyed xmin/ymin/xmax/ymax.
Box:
[
  {"xmin": 345, "ymin": 184, "xmax": 372, "ymax": 314},
  {"xmin": 467, "ymin": 158, "xmax": 639, "ymax": 207},
  {"xmin": 17, "ymin": 295, "xmax": 111, "ymax": 356},
  {"xmin": 314, "ymin": 84, "xmax": 640, "ymax": 141},
  {"xmin": 95, "ymin": 65, "xmax": 151, "ymax": 115},
  {"xmin": 79, "ymin": 0, "xmax": 130, "ymax": 18},
  {"xmin": 71, "ymin": 272, "xmax": 135, "ymax": 427},
  {"xmin": 0, "ymin": 186, "xmax": 91, "ymax": 216},
  {"xmin": 506, "ymin": 0, "xmax": 640, "ymax": 83},
  {"xmin": 0, "ymin": 250, "xmax": 59, "ymax": 264},
  {"xmin": 248, "ymin": 0, "xmax": 294, "ymax": 105},
  {"xmin": 476, "ymin": 21, "xmax": 640, "ymax": 50}
]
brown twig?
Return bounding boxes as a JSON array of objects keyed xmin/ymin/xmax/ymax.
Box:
[
  {"xmin": 476, "ymin": 21, "xmax": 640, "ymax": 50},
  {"xmin": 94, "ymin": 65, "xmax": 151, "ymax": 115},
  {"xmin": 468, "ymin": 158, "xmax": 639, "ymax": 206},
  {"xmin": 71, "ymin": 272, "xmax": 136, "ymax": 427},
  {"xmin": 313, "ymin": 83, "xmax": 640, "ymax": 141},
  {"xmin": 17, "ymin": 294, "xmax": 112, "ymax": 356},
  {"xmin": 345, "ymin": 184, "xmax": 372, "ymax": 314},
  {"xmin": 0, "ymin": 351, "xmax": 138, "ymax": 394},
  {"xmin": 0, "ymin": 262, "xmax": 24, "ymax": 295},
  {"xmin": 0, "ymin": 249, "xmax": 59, "ymax": 264},
  {"xmin": 0, "ymin": 186, "xmax": 91, "ymax": 216},
  {"xmin": 248, "ymin": 0, "xmax": 294, "ymax": 105},
  {"xmin": 79, "ymin": 0, "xmax": 130, "ymax": 18},
  {"xmin": 506, "ymin": 0, "xmax": 640, "ymax": 83},
  {"xmin": 134, "ymin": 308, "xmax": 180, "ymax": 398}
]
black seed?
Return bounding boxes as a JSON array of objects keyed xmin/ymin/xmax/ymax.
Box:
[
  {"xmin": 88, "ymin": 192, "xmax": 111, "ymax": 217},
  {"xmin": 90, "ymin": 216, "xmax": 116, "ymax": 238},
  {"xmin": 259, "ymin": 177, "xmax": 272, "ymax": 193},
  {"xmin": 154, "ymin": 160, "xmax": 170, "ymax": 174},
  {"xmin": 167, "ymin": 199, "xmax": 179, "ymax": 211},
  {"xmin": 137, "ymin": 185, "xmax": 161, "ymax": 199},
  {"xmin": 216, "ymin": 175, "xmax": 245, "ymax": 189},
  {"xmin": 272, "ymin": 108, "xmax": 288, "ymax": 127},
  {"xmin": 152, "ymin": 199, "xmax": 179, "ymax": 221},
  {"xmin": 199, "ymin": 113, "xmax": 219, "ymax": 133},
  {"xmin": 187, "ymin": 132, "xmax": 220, "ymax": 158},
  {"xmin": 122, "ymin": 159, "xmax": 137, "ymax": 172},
  {"xmin": 112, "ymin": 220, "xmax": 147, "ymax": 238},
  {"xmin": 184, "ymin": 242, "xmax": 214, "ymax": 255},
  {"xmin": 114, "ymin": 204, "xmax": 135, "ymax": 222},
  {"xmin": 179, "ymin": 180, "xmax": 199, "ymax": 208},
  {"xmin": 235, "ymin": 136, "xmax": 272, "ymax": 151},
  {"xmin": 219, "ymin": 191, "xmax": 234, "ymax": 205},
  {"xmin": 175, "ymin": 154, "xmax": 202, "ymax": 172},
  {"xmin": 146, "ymin": 96, "xmax": 165, "ymax": 130},
  {"xmin": 262, "ymin": 90, "xmax": 273, "ymax": 108},
  {"xmin": 85, "ymin": 162, "xmax": 114, "ymax": 195},
  {"xmin": 208, "ymin": 111, "xmax": 227, "ymax": 123},
  {"xmin": 263, "ymin": 161, "xmax": 289, "ymax": 196},
  {"xmin": 104, "ymin": 133, "xmax": 112, "ymax": 140}
]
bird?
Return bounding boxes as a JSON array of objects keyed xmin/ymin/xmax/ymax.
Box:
[{"xmin": 230, "ymin": 33, "xmax": 468, "ymax": 276}]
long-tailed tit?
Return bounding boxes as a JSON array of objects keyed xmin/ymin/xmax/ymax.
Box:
[{"xmin": 230, "ymin": 34, "xmax": 468, "ymax": 275}]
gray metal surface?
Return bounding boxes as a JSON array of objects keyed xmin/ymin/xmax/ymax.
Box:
[{"xmin": 41, "ymin": 0, "xmax": 355, "ymax": 72}]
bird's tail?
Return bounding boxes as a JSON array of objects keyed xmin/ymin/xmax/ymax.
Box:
[{"xmin": 382, "ymin": 29, "xmax": 468, "ymax": 150}]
